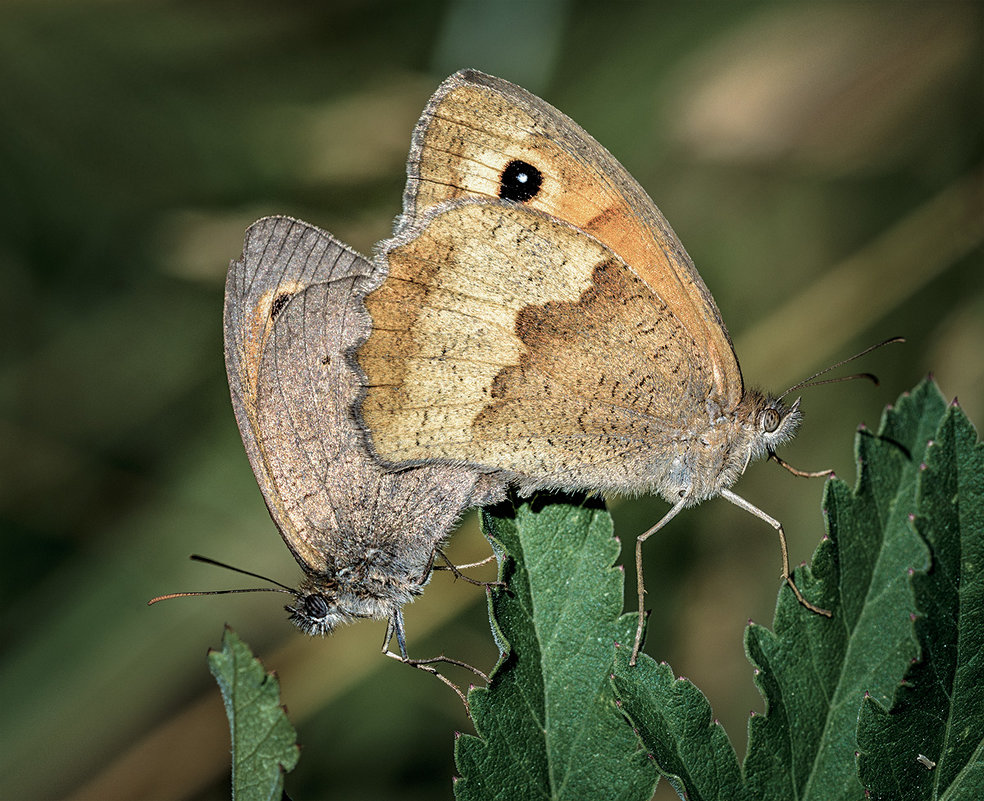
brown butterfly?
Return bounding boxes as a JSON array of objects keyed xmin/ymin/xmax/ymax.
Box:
[
  {"xmin": 151, "ymin": 215, "xmax": 502, "ymax": 696},
  {"xmin": 355, "ymin": 70, "xmax": 894, "ymax": 663}
]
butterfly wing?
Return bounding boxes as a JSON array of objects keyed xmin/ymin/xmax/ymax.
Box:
[
  {"xmin": 225, "ymin": 217, "xmax": 487, "ymax": 577},
  {"xmin": 359, "ymin": 200, "xmax": 717, "ymax": 497},
  {"xmin": 396, "ymin": 69, "xmax": 742, "ymax": 408}
]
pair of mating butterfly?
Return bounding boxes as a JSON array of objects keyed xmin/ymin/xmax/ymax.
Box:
[{"xmin": 152, "ymin": 70, "xmax": 894, "ymax": 673}]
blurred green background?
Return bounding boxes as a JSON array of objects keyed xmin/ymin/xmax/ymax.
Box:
[{"xmin": 0, "ymin": 1, "xmax": 980, "ymax": 799}]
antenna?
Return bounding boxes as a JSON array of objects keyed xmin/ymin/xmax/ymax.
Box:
[
  {"xmin": 147, "ymin": 554, "xmax": 296, "ymax": 605},
  {"xmin": 780, "ymin": 336, "xmax": 904, "ymax": 398}
]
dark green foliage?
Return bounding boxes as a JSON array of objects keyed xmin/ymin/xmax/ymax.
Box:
[
  {"xmin": 454, "ymin": 495, "xmax": 658, "ymax": 801},
  {"xmin": 611, "ymin": 379, "xmax": 982, "ymax": 800},
  {"xmin": 857, "ymin": 398, "xmax": 984, "ymax": 799},
  {"xmin": 208, "ymin": 628, "xmax": 299, "ymax": 801}
]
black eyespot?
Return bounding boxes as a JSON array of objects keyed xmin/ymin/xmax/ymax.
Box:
[
  {"xmin": 303, "ymin": 594, "xmax": 330, "ymax": 619},
  {"xmin": 762, "ymin": 408, "xmax": 781, "ymax": 433},
  {"xmin": 499, "ymin": 160, "xmax": 543, "ymax": 202},
  {"xmin": 270, "ymin": 292, "xmax": 293, "ymax": 319}
]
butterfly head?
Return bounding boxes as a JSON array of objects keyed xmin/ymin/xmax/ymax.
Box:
[
  {"xmin": 286, "ymin": 588, "xmax": 350, "ymax": 636},
  {"xmin": 739, "ymin": 391, "xmax": 802, "ymax": 465},
  {"xmin": 287, "ymin": 569, "xmax": 415, "ymax": 636},
  {"xmin": 736, "ymin": 337, "xmax": 906, "ymax": 477}
]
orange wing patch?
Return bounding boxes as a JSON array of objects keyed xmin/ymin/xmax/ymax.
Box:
[{"xmin": 398, "ymin": 71, "xmax": 742, "ymax": 411}]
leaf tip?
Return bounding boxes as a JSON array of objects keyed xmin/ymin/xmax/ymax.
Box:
[{"xmin": 950, "ymin": 396, "xmax": 960, "ymax": 407}]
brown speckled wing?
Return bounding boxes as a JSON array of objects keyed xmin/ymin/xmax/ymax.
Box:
[{"xmin": 358, "ymin": 200, "xmax": 716, "ymax": 495}]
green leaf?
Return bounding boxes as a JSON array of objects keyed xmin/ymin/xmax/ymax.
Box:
[
  {"xmin": 613, "ymin": 378, "xmax": 958, "ymax": 800},
  {"xmin": 857, "ymin": 400, "xmax": 984, "ymax": 799},
  {"xmin": 611, "ymin": 651, "xmax": 742, "ymax": 801},
  {"xmin": 454, "ymin": 494, "xmax": 658, "ymax": 801},
  {"xmin": 208, "ymin": 627, "xmax": 299, "ymax": 801}
]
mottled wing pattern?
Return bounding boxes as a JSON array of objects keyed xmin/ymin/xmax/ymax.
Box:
[
  {"xmin": 225, "ymin": 216, "xmax": 486, "ymax": 575},
  {"xmin": 399, "ymin": 69, "xmax": 742, "ymax": 408},
  {"xmin": 359, "ymin": 200, "xmax": 715, "ymax": 495},
  {"xmin": 225, "ymin": 217, "xmax": 372, "ymax": 571}
]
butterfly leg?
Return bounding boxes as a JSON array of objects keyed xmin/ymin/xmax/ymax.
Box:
[
  {"xmin": 719, "ymin": 489, "xmax": 832, "ymax": 618},
  {"xmin": 381, "ymin": 609, "xmax": 488, "ymax": 715},
  {"xmin": 769, "ymin": 451, "xmax": 834, "ymax": 479},
  {"xmin": 439, "ymin": 553, "xmax": 497, "ymax": 571},
  {"xmin": 631, "ymin": 494, "xmax": 690, "ymax": 666},
  {"xmin": 432, "ymin": 547, "xmax": 505, "ymax": 589}
]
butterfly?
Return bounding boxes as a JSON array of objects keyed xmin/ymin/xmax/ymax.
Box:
[
  {"xmin": 355, "ymin": 69, "xmax": 841, "ymax": 663},
  {"xmin": 152, "ymin": 215, "xmax": 502, "ymax": 696}
]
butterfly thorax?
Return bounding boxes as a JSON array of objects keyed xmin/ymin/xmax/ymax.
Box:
[
  {"xmin": 658, "ymin": 389, "xmax": 801, "ymax": 506},
  {"xmin": 286, "ymin": 551, "xmax": 427, "ymax": 636}
]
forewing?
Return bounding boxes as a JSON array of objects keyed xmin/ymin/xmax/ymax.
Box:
[{"xmin": 399, "ymin": 69, "xmax": 742, "ymax": 408}]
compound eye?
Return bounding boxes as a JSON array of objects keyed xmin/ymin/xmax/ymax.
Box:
[
  {"xmin": 303, "ymin": 594, "xmax": 330, "ymax": 620},
  {"xmin": 761, "ymin": 408, "xmax": 781, "ymax": 433}
]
